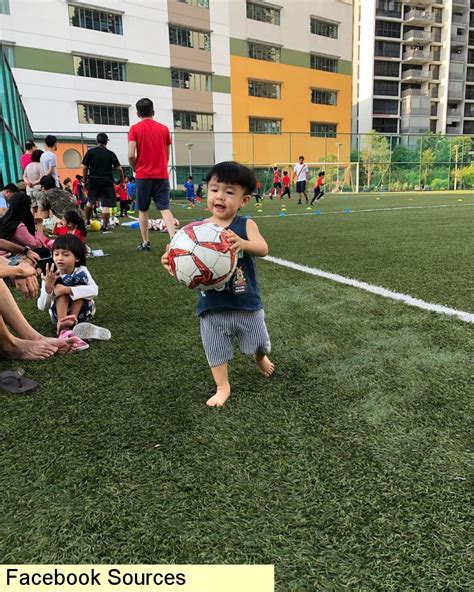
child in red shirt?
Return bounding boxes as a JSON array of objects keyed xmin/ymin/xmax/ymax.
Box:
[
  {"xmin": 115, "ymin": 183, "xmax": 130, "ymax": 217},
  {"xmin": 281, "ymin": 171, "xmax": 291, "ymax": 200},
  {"xmin": 53, "ymin": 209, "xmax": 87, "ymax": 242},
  {"xmin": 311, "ymin": 171, "xmax": 325, "ymax": 205},
  {"xmin": 270, "ymin": 167, "xmax": 281, "ymax": 199}
]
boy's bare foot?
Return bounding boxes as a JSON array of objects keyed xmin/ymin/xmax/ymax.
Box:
[
  {"xmin": 206, "ymin": 384, "xmax": 231, "ymax": 407},
  {"xmin": 255, "ymin": 353, "xmax": 275, "ymax": 377},
  {"xmin": 2, "ymin": 337, "xmax": 58, "ymax": 360}
]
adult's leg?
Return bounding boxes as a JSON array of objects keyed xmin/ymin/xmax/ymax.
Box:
[
  {"xmin": 161, "ymin": 209, "xmax": 176, "ymax": 239},
  {"xmin": 84, "ymin": 202, "xmax": 93, "ymax": 224},
  {"xmin": 102, "ymin": 207, "xmax": 110, "ymax": 231},
  {"xmin": 0, "ymin": 314, "xmax": 57, "ymax": 360},
  {"xmin": 139, "ymin": 210, "xmax": 150, "ymax": 245}
]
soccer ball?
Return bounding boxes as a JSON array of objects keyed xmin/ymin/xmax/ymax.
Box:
[
  {"xmin": 168, "ymin": 221, "xmax": 237, "ymax": 290},
  {"xmin": 89, "ymin": 220, "xmax": 101, "ymax": 232}
]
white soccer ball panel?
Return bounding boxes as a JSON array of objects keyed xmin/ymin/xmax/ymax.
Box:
[
  {"xmin": 194, "ymin": 223, "xmax": 222, "ymax": 243},
  {"xmin": 212, "ymin": 251, "xmax": 234, "ymax": 279},
  {"xmin": 170, "ymin": 229, "xmax": 196, "ymax": 253},
  {"xmin": 174, "ymin": 254, "xmax": 199, "ymax": 285},
  {"xmin": 192, "ymin": 244, "xmax": 220, "ymax": 270}
]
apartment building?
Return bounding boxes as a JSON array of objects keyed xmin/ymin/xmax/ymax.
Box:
[
  {"xmin": 353, "ymin": 0, "xmax": 474, "ymax": 138},
  {"xmin": 230, "ymin": 0, "xmax": 353, "ymax": 165},
  {"xmin": 0, "ymin": 0, "xmax": 353, "ymax": 178}
]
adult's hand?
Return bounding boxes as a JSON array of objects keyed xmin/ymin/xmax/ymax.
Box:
[
  {"xmin": 14, "ymin": 274, "xmax": 39, "ymax": 300},
  {"xmin": 26, "ymin": 250, "xmax": 40, "ymax": 265}
]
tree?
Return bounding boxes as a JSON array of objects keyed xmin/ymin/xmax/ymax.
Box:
[
  {"xmin": 360, "ymin": 130, "xmax": 391, "ymax": 188},
  {"xmin": 420, "ymin": 148, "xmax": 436, "ymax": 186}
]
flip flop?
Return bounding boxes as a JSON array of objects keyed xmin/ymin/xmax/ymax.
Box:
[
  {"xmin": 73, "ymin": 323, "xmax": 111, "ymax": 341},
  {"xmin": 59, "ymin": 330, "xmax": 89, "ymax": 351},
  {"xmin": 0, "ymin": 368, "xmax": 38, "ymax": 394}
]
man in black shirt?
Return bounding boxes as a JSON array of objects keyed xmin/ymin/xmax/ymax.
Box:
[{"xmin": 82, "ymin": 133, "xmax": 124, "ymax": 233}]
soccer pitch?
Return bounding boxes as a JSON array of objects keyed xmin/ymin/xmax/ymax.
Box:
[{"xmin": 1, "ymin": 191, "xmax": 472, "ymax": 590}]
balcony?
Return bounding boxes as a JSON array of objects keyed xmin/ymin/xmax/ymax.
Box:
[
  {"xmin": 403, "ymin": 0, "xmax": 435, "ymax": 6},
  {"xmin": 401, "ymin": 88, "xmax": 424, "ymax": 97},
  {"xmin": 403, "ymin": 49, "xmax": 431, "ymax": 63},
  {"xmin": 376, "ymin": 8, "xmax": 402, "ymax": 18},
  {"xmin": 450, "ymin": 52, "xmax": 465, "ymax": 63},
  {"xmin": 448, "ymin": 81, "xmax": 464, "ymax": 99},
  {"xmin": 452, "ymin": 14, "xmax": 466, "ymax": 25},
  {"xmin": 447, "ymin": 106, "xmax": 463, "ymax": 120},
  {"xmin": 404, "ymin": 9, "xmax": 435, "ymax": 25},
  {"xmin": 453, "ymin": 0, "xmax": 467, "ymax": 6},
  {"xmin": 402, "ymin": 68, "xmax": 431, "ymax": 82},
  {"xmin": 404, "ymin": 30, "xmax": 433, "ymax": 44}
]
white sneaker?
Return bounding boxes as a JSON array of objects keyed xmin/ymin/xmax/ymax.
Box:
[{"xmin": 73, "ymin": 322, "xmax": 111, "ymax": 341}]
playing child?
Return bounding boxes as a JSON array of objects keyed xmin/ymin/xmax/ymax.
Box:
[{"xmin": 162, "ymin": 161, "xmax": 274, "ymax": 407}]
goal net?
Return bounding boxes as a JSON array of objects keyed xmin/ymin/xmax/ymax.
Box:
[{"xmin": 259, "ymin": 162, "xmax": 360, "ymax": 194}]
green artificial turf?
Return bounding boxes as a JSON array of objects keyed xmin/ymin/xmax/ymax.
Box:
[{"xmin": 1, "ymin": 192, "xmax": 472, "ymax": 590}]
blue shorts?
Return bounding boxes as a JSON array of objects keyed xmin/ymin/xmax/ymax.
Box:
[
  {"xmin": 296, "ymin": 181, "xmax": 307, "ymax": 194},
  {"xmin": 136, "ymin": 178, "xmax": 170, "ymax": 211}
]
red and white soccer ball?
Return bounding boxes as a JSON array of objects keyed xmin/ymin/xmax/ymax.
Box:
[{"xmin": 168, "ymin": 221, "xmax": 237, "ymax": 291}]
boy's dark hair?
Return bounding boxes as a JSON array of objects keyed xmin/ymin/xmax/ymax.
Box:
[
  {"xmin": 52, "ymin": 234, "xmax": 87, "ymax": 266},
  {"xmin": 31, "ymin": 149, "xmax": 43, "ymax": 163},
  {"xmin": 96, "ymin": 132, "xmax": 108, "ymax": 145},
  {"xmin": 273, "ymin": 166, "xmax": 278, "ymax": 171},
  {"xmin": 75, "ymin": 174, "xmax": 83, "ymax": 181},
  {"xmin": 63, "ymin": 177, "xmax": 71, "ymax": 184},
  {"xmin": 283, "ymin": 170, "xmax": 288, "ymax": 175},
  {"xmin": 205, "ymin": 161, "xmax": 257, "ymax": 195},
  {"xmin": 45, "ymin": 135, "xmax": 57, "ymax": 148},
  {"xmin": 64, "ymin": 208, "xmax": 87, "ymax": 237},
  {"xmin": 40, "ymin": 175, "xmax": 56, "ymax": 190},
  {"xmin": 2, "ymin": 183, "xmax": 20, "ymax": 193},
  {"xmin": 188, "ymin": 175, "xmax": 193, "ymax": 180},
  {"xmin": 25, "ymin": 140, "xmax": 36, "ymax": 151},
  {"xmin": 319, "ymin": 171, "xmax": 325, "ymax": 176},
  {"xmin": 136, "ymin": 98, "xmax": 154, "ymax": 117}
]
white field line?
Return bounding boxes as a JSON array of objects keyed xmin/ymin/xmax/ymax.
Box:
[
  {"xmin": 264, "ymin": 255, "xmax": 474, "ymax": 324},
  {"xmin": 167, "ymin": 202, "xmax": 474, "ymax": 224},
  {"xmin": 248, "ymin": 202, "xmax": 474, "ymax": 220}
]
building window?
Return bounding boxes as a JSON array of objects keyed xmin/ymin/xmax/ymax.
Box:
[
  {"xmin": 248, "ymin": 41, "xmax": 280, "ymax": 62},
  {"xmin": 0, "ymin": 0, "xmax": 9, "ymax": 14},
  {"xmin": 311, "ymin": 89, "xmax": 337, "ymax": 106},
  {"xmin": 310, "ymin": 18, "xmax": 338, "ymax": 39},
  {"xmin": 78, "ymin": 103, "xmax": 129, "ymax": 126},
  {"xmin": 248, "ymin": 80, "xmax": 281, "ymax": 99},
  {"xmin": 1, "ymin": 45, "xmax": 14, "ymax": 67},
  {"xmin": 173, "ymin": 111, "xmax": 214, "ymax": 131},
  {"xmin": 310, "ymin": 54, "xmax": 338, "ymax": 73},
  {"xmin": 376, "ymin": 1, "xmax": 402, "ymax": 18},
  {"xmin": 466, "ymin": 86, "xmax": 474, "ymax": 100},
  {"xmin": 169, "ymin": 25, "xmax": 211, "ymax": 51},
  {"xmin": 177, "ymin": 0, "xmax": 209, "ymax": 7},
  {"xmin": 375, "ymin": 20, "xmax": 401, "ymax": 39},
  {"xmin": 374, "ymin": 60, "xmax": 399, "ymax": 77},
  {"xmin": 374, "ymin": 40, "xmax": 400, "ymax": 58},
  {"xmin": 373, "ymin": 99, "xmax": 398, "ymax": 114},
  {"xmin": 464, "ymin": 121, "xmax": 474, "ymax": 133},
  {"xmin": 73, "ymin": 55, "xmax": 125, "ymax": 81},
  {"xmin": 310, "ymin": 122, "xmax": 337, "ymax": 138},
  {"xmin": 372, "ymin": 118, "xmax": 398, "ymax": 133},
  {"xmin": 373, "ymin": 79, "xmax": 399, "ymax": 96},
  {"xmin": 171, "ymin": 70, "xmax": 210, "ymax": 91},
  {"xmin": 249, "ymin": 117, "xmax": 281, "ymax": 134},
  {"xmin": 246, "ymin": 2, "xmax": 280, "ymax": 25},
  {"xmin": 68, "ymin": 5, "xmax": 123, "ymax": 35}
]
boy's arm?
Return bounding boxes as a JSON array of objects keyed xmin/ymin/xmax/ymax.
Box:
[
  {"xmin": 70, "ymin": 268, "xmax": 98, "ymax": 300},
  {"xmin": 227, "ymin": 219, "xmax": 268, "ymax": 257},
  {"xmin": 37, "ymin": 280, "xmax": 53, "ymax": 311}
]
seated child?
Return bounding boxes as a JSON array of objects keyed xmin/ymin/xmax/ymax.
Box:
[
  {"xmin": 37, "ymin": 234, "xmax": 98, "ymax": 336},
  {"xmin": 162, "ymin": 161, "xmax": 274, "ymax": 408},
  {"xmin": 53, "ymin": 209, "xmax": 87, "ymax": 242}
]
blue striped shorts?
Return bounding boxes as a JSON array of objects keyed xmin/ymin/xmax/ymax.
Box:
[{"xmin": 200, "ymin": 309, "xmax": 271, "ymax": 367}]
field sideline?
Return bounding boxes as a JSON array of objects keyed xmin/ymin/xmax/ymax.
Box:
[{"xmin": 1, "ymin": 191, "xmax": 472, "ymax": 590}]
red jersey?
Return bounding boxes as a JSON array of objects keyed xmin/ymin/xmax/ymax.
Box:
[
  {"xmin": 115, "ymin": 184, "xmax": 128, "ymax": 201},
  {"xmin": 128, "ymin": 119, "xmax": 171, "ymax": 179},
  {"xmin": 283, "ymin": 174, "xmax": 290, "ymax": 187},
  {"xmin": 273, "ymin": 170, "xmax": 280, "ymax": 183},
  {"xmin": 20, "ymin": 153, "xmax": 32, "ymax": 171},
  {"xmin": 54, "ymin": 226, "xmax": 86, "ymax": 242},
  {"xmin": 315, "ymin": 176, "xmax": 324, "ymax": 188}
]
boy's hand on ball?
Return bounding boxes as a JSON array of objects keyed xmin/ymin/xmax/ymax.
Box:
[
  {"xmin": 161, "ymin": 245, "xmax": 174, "ymax": 276},
  {"xmin": 226, "ymin": 230, "xmax": 243, "ymax": 253}
]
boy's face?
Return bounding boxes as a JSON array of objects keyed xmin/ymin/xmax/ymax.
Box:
[
  {"xmin": 53, "ymin": 249, "xmax": 78, "ymax": 273},
  {"xmin": 207, "ymin": 175, "xmax": 250, "ymax": 220}
]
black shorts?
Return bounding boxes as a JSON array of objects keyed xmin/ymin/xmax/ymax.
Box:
[
  {"xmin": 296, "ymin": 181, "xmax": 307, "ymax": 194},
  {"xmin": 136, "ymin": 178, "xmax": 170, "ymax": 211},
  {"xmin": 87, "ymin": 181, "xmax": 116, "ymax": 208},
  {"xmin": 273, "ymin": 182, "xmax": 282, "ymax": 189}
]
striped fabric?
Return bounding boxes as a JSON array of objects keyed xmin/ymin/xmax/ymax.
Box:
[{"xmin": 200, "ymin": 309, "xmax": 271, "ymax": 367}]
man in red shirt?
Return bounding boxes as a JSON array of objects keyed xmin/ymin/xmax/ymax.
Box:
[
  {"xmin": 20, "ymin": 140, "xmax": 36, "ymax": 171},
  {"xmin": 128, "ymin": 98, "xmax": 175, "ymax": 251}
]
